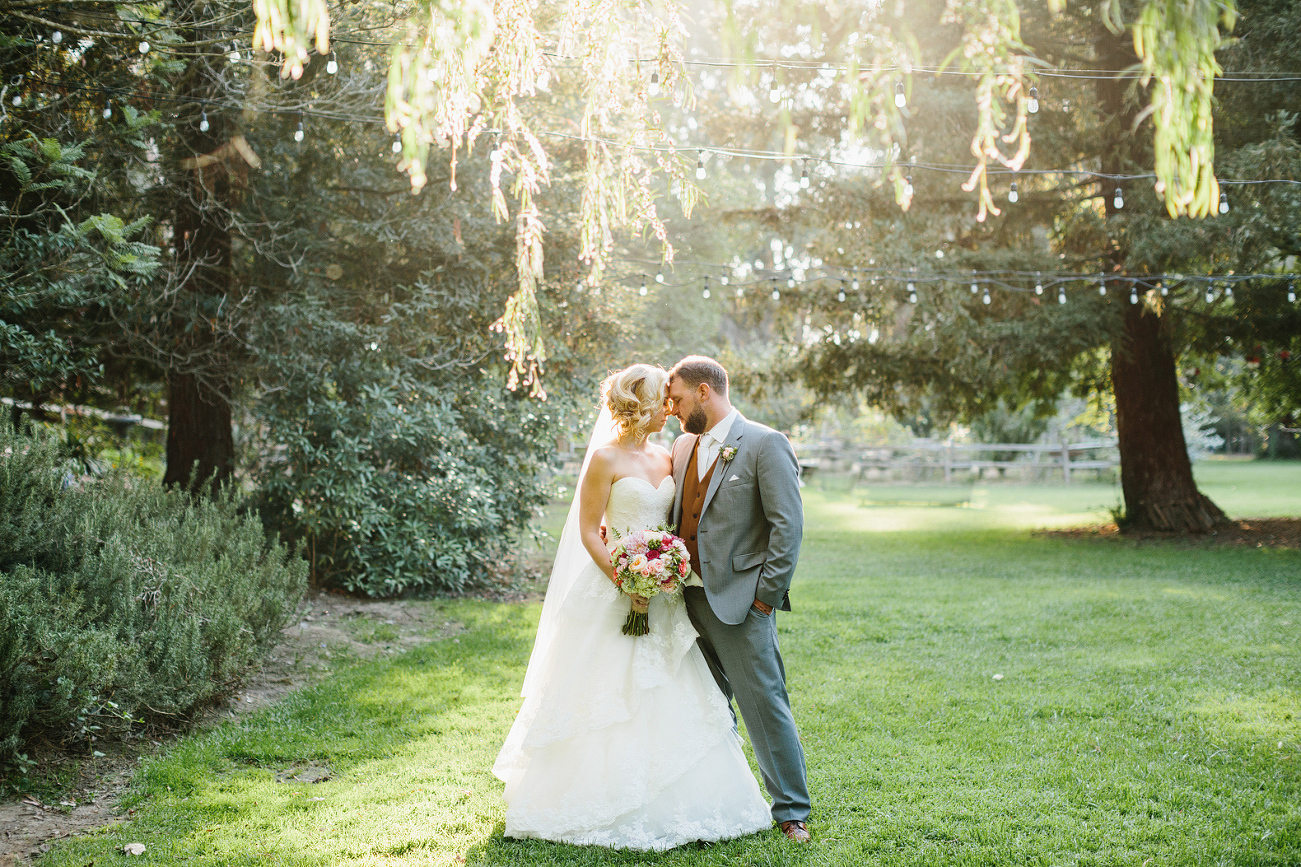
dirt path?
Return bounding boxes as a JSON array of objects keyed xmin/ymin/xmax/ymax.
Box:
[{"xmin": 0, "ymin": 591, "xmax": 461, "ymax": 865}]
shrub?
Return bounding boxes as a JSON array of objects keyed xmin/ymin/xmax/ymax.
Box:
[{"xmin": 0, "ymin": 423, "xmax": 307, "ymax": 772}]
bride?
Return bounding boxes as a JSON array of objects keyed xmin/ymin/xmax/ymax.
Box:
[{"xmin": 493, "ymin": 364, "xmax": 771, "ymax": 850}]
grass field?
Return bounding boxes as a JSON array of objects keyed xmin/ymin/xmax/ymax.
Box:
[{"xmin": 38, "ymin": 462, "xmax": 1300, "ymax": 866}]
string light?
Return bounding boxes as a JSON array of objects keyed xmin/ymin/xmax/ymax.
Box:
[
  {"xmin": 1219, "ymin": 191, "xmax": 1229, "ymax": 214},
  {"xmin": 639, "ymin": 277, "xmax": 647, "ymax": 296},
  {"xmin": 970, "ymin": 271, "xmax": 979, "ymax": 295},
  {"xmin": 326, "ymin": 52, "xmax": 338, "ymax": 75},
  {"xmin": 800, "ymin": 161, "xmax": 809, "ymax": 188},
  {"xmin": 702, "ymin": 276, "xmax": 710, "ymax": 299},
  {"xmin": 228, "ymin": 43, "xmax": 240, "ymax": 63},
  {"xmin": 904, "ymin": 173, "xmax": 913, "ymax": 198},
  {"xmin": 1130, "ymin": 287, "xmax": 1139, "ymax": 304},
  {"xmin": 1098, "ymin": 276, "xmax": 1107, "ymax": 295},
  {"xmin": 51, "ymin": 31, "xmax": 62, "ymax": 45},
  {"xmin": 1224, "ymin": 283, "xmax": 1233, "ymax": 299},
  {"xmin": 837, "ymin": 280, "xmax": 846, "ymax": 302},
  {"xmin": 1206, "ymin": 287, "xmax": 1215, "ymax": 303},
  {"xmin": 907, "ymin": 281, "xmax": 917, "ymax": 303},
  {"xmin": 294, "ymin": 113, "xmax": 304, "ymax": 142},
  {"xmin": 138, "ymin": 41, "xmax": 150, "ymax": 54},
  {"xmin": 1159, "ymin": 281, "xmax": 1167, "ymax": 296},
  {"xmin": 102, "ymin": 99, "xmax": 112, "ymax": 119},
  {"xmin": 696, "ymin": 151, "xmax": 706, "ymax": 180},
  {"xmin": 720, "ymin": 271, "xmax": 729, "ymax": 286},
  {"xmin": 655, "ymin": 269, "xmax": 664, "ymax": 284},
  {"xmin": 392, "ymin": 136, "xmax": 402, "ymax": 154},
  {"xmin": 1027, "ymin": 85, "xmax": 1039, "ymax": 114},
  {"xmin": 869, "ymin": 325, "xmax": 880, "ymax": 343},
  {"xmin": 648, "ymin": 71, "xmax": 660, "ymax": 96},
  {"xmin": 199, "ymin": 109, "xmax": 209, "ymax": 132},
  {"xmin": 1034, "ymin": 273, "xmax": 1043, "ymax": 295},
  {"xmin": 1289, "ymin": 283, "xmax": 1296, "ymax": 303},
  {"xmin": 1113, "ymin": 187, "xmax": 1124, "ymax": 209},
  {"xmin": 1058, "ymin": 287, "xmax": 1067, "ymax": 305},
  {"xmin": 894, "ymin": 81, "xmax": 906, "ymax": 108},
  {"xmin": 1008, "ymin": 179, "xmax": 1018, "ymax": 203},
  {"xmin": 982, "ymin": 287, "xmax": 992, "ymax": 305}
]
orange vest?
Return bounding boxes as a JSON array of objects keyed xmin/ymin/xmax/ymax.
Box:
[{"xmin": 678, "ymin": 440, "xmax": 718, "ymax": 579}]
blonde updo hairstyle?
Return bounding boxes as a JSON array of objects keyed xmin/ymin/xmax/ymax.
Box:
[{"xmin": 602, "ymin": 364, "xmax": 668, "ymax": 442}]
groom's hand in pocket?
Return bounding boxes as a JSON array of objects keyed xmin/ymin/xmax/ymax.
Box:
[{"xmin": 751, "ymin": 599, "xmax": 773, "ymax": 616}]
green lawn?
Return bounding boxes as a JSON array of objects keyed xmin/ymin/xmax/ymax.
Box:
[{"xmin": 39, "ymin": 463, "xmax": 1300, "ymax": 866}]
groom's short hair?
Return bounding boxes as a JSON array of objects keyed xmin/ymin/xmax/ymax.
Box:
[{"xmin": 670, "ymin": 356, "xmax": 729, "ymax": 397}]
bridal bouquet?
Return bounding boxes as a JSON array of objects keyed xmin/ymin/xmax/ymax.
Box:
[{"xmin": 609, "ymin": 528, "xmax": 691, "ymax": 636}]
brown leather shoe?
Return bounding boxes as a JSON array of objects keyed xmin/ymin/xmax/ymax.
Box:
[{"xmin": 779, "ymin": 820, "xmax": 811, "ymax": 842}]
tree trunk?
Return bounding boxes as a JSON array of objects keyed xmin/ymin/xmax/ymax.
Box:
[
  {"xmin": 163, "ymin": 371, "xmax": 234, "ymax": 490},
  {"xmin": 1095, "ymin": 27, "xmax": 1225, "ymax": 533},
  {"xmin": 162, "ymin": 7, "xmax": 236, "ymax": 494},
  {"xmin": 1110, "ymin": 303, "xmax": 1226, "ymax": 531}
]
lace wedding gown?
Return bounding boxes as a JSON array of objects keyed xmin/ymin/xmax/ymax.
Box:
[{"xmin": 493, "ymin": 476, "xmax": 771, "ymax": 850}]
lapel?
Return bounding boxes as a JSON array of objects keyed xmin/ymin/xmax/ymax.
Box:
[
  {"xmin": 700, "ymin": 414, "xmax": 746, "ymax": 518},
  {"xmin": 671, "ymin": 432, "xmax": 697, "ymax": 524}
]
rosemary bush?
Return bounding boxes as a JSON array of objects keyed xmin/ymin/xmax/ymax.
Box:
[{"xmin": 0, "ymin": 423, "xmax": 307, "ymax": 771}]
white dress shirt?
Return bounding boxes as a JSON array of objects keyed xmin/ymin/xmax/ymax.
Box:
[{"xmin": 697, "ymin": 408, "xmax": 739, "ymax": 480}]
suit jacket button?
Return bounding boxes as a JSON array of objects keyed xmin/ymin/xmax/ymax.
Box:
[{"xmin": 689, "ymin": 535, "xmax": 696, "ymax": 541}]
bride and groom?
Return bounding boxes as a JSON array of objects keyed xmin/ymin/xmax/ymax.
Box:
[{"xmin": 493, "ymin": 356, "xmax": 811, "ymax": 850}]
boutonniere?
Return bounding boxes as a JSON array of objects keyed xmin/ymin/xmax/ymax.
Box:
[{"xmin": 719, "ymin": 445, "xmax": 738, "ymax": 464}]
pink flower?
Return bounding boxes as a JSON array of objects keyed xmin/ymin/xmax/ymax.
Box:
[{"xmin": 678, "ymin": 560, "xmax": 690, "ymax": 576}]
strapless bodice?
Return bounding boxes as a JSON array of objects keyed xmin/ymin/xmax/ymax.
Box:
[{"xmin": 605, "ymin": 476, "xmax": 675, "ymax": 537}]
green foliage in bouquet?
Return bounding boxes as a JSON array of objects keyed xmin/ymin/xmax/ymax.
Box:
[{"xmin": 0, "ymin": 423, "xmax": 306, "ymax": 773}]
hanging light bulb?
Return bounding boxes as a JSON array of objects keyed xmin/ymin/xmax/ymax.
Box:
[
  {"xmin": 392, "ymin": 136, "xmax": 403, "ymax": 154},
  {"xmin": 648, "ymin": 71, "xmax": 660, "ymax": 96},
  {"xmin": 772, "ymin": 288, "xmax": 781, "ymax": 300},
  {"xmin": 1288, "ymin": 283, "xmax": 1296, "ymax": 303},
  {"xmin": 770, "ymin": 278, "xmax": 780, "ymax": 300},
  {"xmin": 702, "ymin": 277, "xmax": 711, "ymax": 299},
  {"xmin": 869, "ymin": 326, "xmax": 880, "ymax": 343},
  {"xmin": 228, "ymin": 43, "xmax": 240, "ymax": 63},
  {"xmin": 894, "ymin": 81, "xmax": 906, "ymax": 108},
  {"xmin": 908, "ymin": 284, "xmax": 918, "ymax": 304},
  {"xmin": 199, "ymin": 109, "xmax": 209, "ymax": 132},
  {"xmin": 1034, "ymin": 273, "xmax": 1043, "ymax": 296},
  {"xmin": 696, "ymin": 151, "xmax": 706, "ymax": 180},
  {"xmin": 1224, "ymin": 283, "xmax": 1234, "ymax": 300},
  {"xmin": 720, "ymin": 271, "xmax": 729, "ymax": 286},
  {"xmin": 639, "ymin": 278, "xmax": 648, "ymax": 296},
  {"xmin": 1008, "ymin": 180, "xmax": 1018, "ymax": 204},
  {"xmin": 970, "ymin": 271, "xmax": 979, "ymax": 295},
  {"xmin": 1219, "ymin": 191, "xmax": 1229, "ymax": 214},
  {"xmin": 1158, "ymin": 281, "xmax": 1167, "ymax": 296},
  {"xmin": 1058, "ymin": 287, "xmax": 1067, "ymax": 305},
  {"xmin": 1028, "ymin": 85, "xmax": 1039, "ymax": 114},
  {"xmin": 1206, "ymin": 287, "xmax": 1215, "ymax": 303},
  {"xmin": 294, "ymin": 114, "xmax": 304, "ymax": 142},
  {"xmin": 51, "ymin": 31, "xmax": 62, "ymax": 44},
  {"xmin": 1098, "ymin": 277, "xmax": 1107, "ymax": 296},
  {"xmin": 102, "ymin": 99, "xmax": 112, "ymax": 119},
  {"xmin": 1113, "ymin": 187, "xmax": 1124, "ymax": 209},
  {"xmin": 982, "ymin": 288, "xmax": 991, "ymax": 305},
  {"xmin": 326, "ymin": 53, "xmax": 338, "ymax": 74},
  {"xmin": 904, "ymin": 173, "xmax": 913, "ymax": 198},
  {"xmin": 768, "ymin": 78, "xmax": 781, "ymax": 103},
  {"xmin": 1130, "ymin": 288, "xmax": 1139, "ymax": 304},
  {"xmin": 787, "ymin": 276, "xmax": 796, "ymax": 289},
  {"xmin": 851, "ymin": 276, "xmax": 860, "ymax": 292},
  {"xmin": 837, "ymin": 280, "xmax": 846, "ymax": 303},
  {"xmin": 799, "ymin": 162, "xmax": 809, "ymax": 189},
  {"xmin": 138, "ymin": 41, "xmax": 150, "ymax": 54},
  {"xmin": 655, "ymin": 270, "xmax": 664, "ymax": 284}
]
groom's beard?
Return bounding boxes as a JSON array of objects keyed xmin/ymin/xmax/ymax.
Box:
[{"xmin": 684, "ymin": 406, "xmax": 708, "ymax": 435}]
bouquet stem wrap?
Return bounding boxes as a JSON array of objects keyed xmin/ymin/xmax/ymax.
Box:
[{"xmin": 622, "ymin": 594, "xmax": 651, "ymax": 636}]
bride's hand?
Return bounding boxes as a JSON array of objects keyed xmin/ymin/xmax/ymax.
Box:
[{"xmin": 629, "ymin": 594, "xmax": 649, "ymax": 613}]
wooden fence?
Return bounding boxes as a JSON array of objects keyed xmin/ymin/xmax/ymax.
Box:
[{"xmin": 797, "ymin": 440, "xmax": 1119, "ymax": 484}]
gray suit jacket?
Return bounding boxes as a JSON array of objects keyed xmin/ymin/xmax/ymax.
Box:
[{"xmin": 671, "ymin": 414, "xmax": 804, "ymax": 625}]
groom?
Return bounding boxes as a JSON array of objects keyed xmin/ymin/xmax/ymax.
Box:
[{"xmin": 666, "ymin": 355, "xmax": 812, "ymax": 843}]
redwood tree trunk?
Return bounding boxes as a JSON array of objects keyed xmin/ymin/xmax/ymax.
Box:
[
  {"xmin": 1096, "ymin": 27, "xmax": 1225, "ymax": 533},
  {"xmin": 162, "ymin": 6, "xmax": 236, "ymax": 494},
  {"xmin": 1110, "ymin": 303, "xmax": 1226, "ymax": 531}
]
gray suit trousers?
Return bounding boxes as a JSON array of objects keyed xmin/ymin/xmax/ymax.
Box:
[{"xmin": 684, "ymin": 587, "xmax": 811, "ymax": 824}]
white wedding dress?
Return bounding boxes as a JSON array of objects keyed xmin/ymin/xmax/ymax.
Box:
[{"xmin": 493, "ymin": 475, "xmax": 771, "ymax": 850}]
